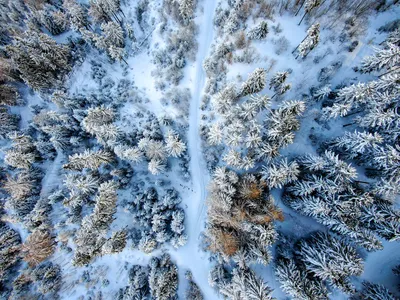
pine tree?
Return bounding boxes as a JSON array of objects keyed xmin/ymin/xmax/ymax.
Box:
[
  {"xmin": 63, "ymin": 0, "xmax": 89, "ymax": 31},
  {"xmin": 356, "ymin": 281, "xmax": 396, "ymax": 300},
  {"xmin": 298, "ymin": 232, "xmax": 363, "ymax": 294},
  {"xmin": 175, "ymin": 0, "xmax": 195, "ymax": 21},
  {"xmin": 361, "ymin": 43, "xmax": 400, "ymax": 74},
  {"xmin": 207, "ymin": 122, "xmax": 223, "ymax": 145},
  {"xmin": 247, "ymin": 21, "xmax": 268, "ymax": 40},
  {"xmin": 165, "ymin": 130, "xmax": 186, "ymax": 157},
  {"xmin": 185, "ymin": 271, "xmax": 203, "ymax": 300},
  {"xmin": 148, "ymin": 254, "xmax": 179, "ymax": 300},
  {"xmin": 269, "ymin": 71, "xmax": 290, "ymax": 96},
  {"xmin": 299, "ymin": 0, "xmax": 321, "ymax": 25},
  {"xmin": 240, "ymin": 68, "xmax": 267, "ymax": 96},
  {"xmin": 0, "ymin": 108, "xmax": 19, "ymax": 139},
  {"xmin": 275, "ymin": 257, "xmax": 329, "ymax": 300},
  {"xmin": 262, "ymin": 159, "xmax": 300, "ymax": 188},
  {"xmin": 114, "ymin": 145, "xmax": 143, "ymax": 164},
  {"xmin": 4, "ymin": 132, "xmax": 39, "ymax": 169},
  {"xmin": 333, "ymin": 131, "xmax": 383, "ymax": 158},
  {"xmin": 0, "ymin": 222, "xmax": 21, "ymax": 284},
  {"xmin": 63, "ymin": 149, "xmax": 115, "ymax": 170},
  {"xmin": 6, "ymin": 29, "xmax": 71, "ymax": 90},
  {"xmin": 297, "ymin": 23, "xmax": 320, "ymax": 57},
  {"xmin": 102, "ymin": 230, "xmax": 127, "ymax": 254},
  {"xmin": 148, "ymin": 159, "xmax": 166, "ymax": 175},
  {"xmin": 101, "ymin": 21, "xmax": 124, "ymax": 47}
]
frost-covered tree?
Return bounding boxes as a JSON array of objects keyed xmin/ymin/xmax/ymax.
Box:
[
  {"xmin": 22, "ymin": 228, "xmax": 55, "ymax": 267},
  {"xmin": 63, "ymin": 0, "xmax": 89, "ymax": 31},
  {"xmin": 247, "ymin": 21, "xmax": 268, "ymax": 40},
  {"xmin": 0, "ymin": 222, "xmax": 21, "ymax": 284},
  {"xmin": 332, "ymin": 131, "xmax": 383, "ymax": 158},
  {"xmin": 299, "ymin": 0, "xmax": 321, "ymax": 25},
  {"xmin": 174, "ymin": 0, "xmax": 195, "ymax": 21},
  {"xmin": 263, "ymin": 100, "xmax": 306, "ymax": 151},
  {"xmin": 73, "ymin": 181, "xmax": 118, "ymax": 265},
  {"xmin": 298, "ymin": 232, "xmax": 363, "ymax": 294},
  {"xmin": 269, "ymin": 71, "xmax": 291, "ymax": 96},
  {"xmin": 355, "ymin": 281, "xmax": 396, "ymax": 300},
  {"xmin": 297, "ymin": 23, "xmax": 320, "ymax": 57},
  {"xmin": 185, "ymin": 271, "xmax": 203, "ymax": 300},
  {"xmin": 102, "ymin": 230, "xmax": 127, "ymax": 254},
  {"xmin": 31, "ymin": 262, "xmax": 62, "ymax": 295},
  {"xmin": 275, "ymin": 256, "xmax": 329, "ymax": 300},
  {"xmin": 101, "ymin": 21, "xmax": 124, "ymax": 48},
  {"xmin": 0, "ymin": 108, "xmax": 19, "ymax": 139},
  {"xmin": 64, "ymin": 149, "xmax": 115, "ymax": 170},
  {"xmin": 148, "ymin": 159, "xmax": 166, "ymax": 175},
  {"xmin": 240, "ymin": 68, "xmax": 267, "ymax": 96},
  {"xmin": 4, "ymin": 132, "xmax": 39, "ymax": 169},
  {"xmin": 165, "ymin": 130, "xmax": 186, "ymax": 157},
  {"xmin": 215, "ymin": 267, "xmax": 274, "ymax": 300},
  {"xmin": 361, "ymin": 43, "xmax": 400, "ymax": 74},
  {"xmin": 148, "ymin": 254, "xmax": 178, "ymax": 300},
  {"xmin": 207, "ymin": 122, "xmax": 223, "ymax": 145},
  {"xmin": 114, "ymin": 145, "xmax": 143, "ymax": 163},
  {"xmin": 6, "ymin": 29, "xmax": 71, "ymax": 90},
  {"xmin": 262, "ymin": 159, "xmax": 300, "ymax": 188}
]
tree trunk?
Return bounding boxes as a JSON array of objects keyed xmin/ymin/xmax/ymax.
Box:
[
  {"xmin": 298, "ymin": 11, "xmax": 308, "ymax": 25},
  {"xmin": 379, "ymin": 66, "xmax": 400, "ymax": 78},
  {"xmin": 295, "ymin": 0, "xmax": 306, "ymax": 16},
  {"xmin": 343, "ymin": 122, "xmax": 356, "ymax": 127}
]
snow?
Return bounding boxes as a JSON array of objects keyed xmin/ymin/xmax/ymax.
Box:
[
  {"xmin": 169, "ymin": 0, "xmax": 218, "ymax": 298},
  {"xmin": 2, "ymin": 1, "xmax": 400, "ymax": 299}
]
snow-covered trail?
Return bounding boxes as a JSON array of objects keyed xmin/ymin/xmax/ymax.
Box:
[{"xmin": 169, "ymin": 1, "xmax": 217, "ymax": 299}]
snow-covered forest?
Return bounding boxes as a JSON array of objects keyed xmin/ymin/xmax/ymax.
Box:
[{"xmin": 0, "ymin": 0, "xmax": 399, "ymax": 299}]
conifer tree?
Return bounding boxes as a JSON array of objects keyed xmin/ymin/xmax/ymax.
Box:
[
  {"xmin": 63, "ymin": 149, "xmax": 115, "ymax": 170},
  {"xmin": 297, "ymin": 23, "xmax": 320, "ymax": 58},
  {"xmin": 361, "ymin": 43, "xmax": 400, "ymax": 74},
  {"xmin": 247, "ymin": 21, "xmax": 268, "ymax": 40},
  {"xmin": 7, "ymin": 30, "xmax": 71, "ymax": 90},
  {"xmin": 240, "ymin": 68, "xmax": 267, "ymax": 96},
  {"xmin": 63, "ymin": 0, "xmax": 89, "ymax": 31},
  {"xmin": 298, "ymin": 232, "xmax": 363, "ymax": 294}
]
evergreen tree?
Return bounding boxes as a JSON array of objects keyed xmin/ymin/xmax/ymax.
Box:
[
  {"xmin": 297, "ymin": 23, "xmax": 320, "ymax": 58},
  {"xmin": 102, "ymin": 230, "xmax": 127, "ymax": 254},
  {"xmin": 247, "ymin": 21, "xmax": 268, "ymax": 40},
  {"xmin": 148, "ymin": 254, "xmax": 179, "ymax": 300},
  {"xmin": 240, "ymin": 68, "xmax": 267, "ymax": 96},
  {"xmin": 63, "ymin": 0, "xmax": 89, "ymax": 31},
  {"xmin": 165, "ymin": 130, "xmax": 187, "ymax": 157},
  {"xmin": 298, "ymin": 232, "xmax": 363, "ymax": 294},
  {"xmin": 185, "ymin": 271, "xmax": 203, "ymax": 300},
  {"xmin": 6, "ymin": 30, "xmax": 71, "ymax": 90},
  {"xmin": 361, "ymin": 43, "xmax": 400, "ymax": 74},
  {"xmin": 355, "ymin": 281, "xmax": 396, "ymax": 300},
  {"xmin": 262, "ymin": 159, "xmax": 300, "ymax": 188},
  {"xmin": 63, "ymin": 149, "xmax": 115, "ymax": 170}
]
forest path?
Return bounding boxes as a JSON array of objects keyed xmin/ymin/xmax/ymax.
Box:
[{"xmin": 170, "ymin": 1, "xmax": 217, "ymax": 299}]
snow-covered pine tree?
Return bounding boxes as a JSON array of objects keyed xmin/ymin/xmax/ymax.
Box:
[
  {"xmin": 101, "ymin": 21, "xmax": 124, "ymax": 48},
  {"xmin": 240, "ymin": 68, "xmax": 267, "ymax": 96},
  {"xmin": 148, "ymin": 159, "xmax": 166, "ymax": 175},
  {"xmin": 275, "ymin": 256, "xmax": 329, "ymax": 299},
  {"xmin": 299, "ymin": 0, "xmax": 321, "ymax": 25},
  {"xmin": 0, "ymin": 222, "xmax": 21, "ymax": 284},
  {"xmin": 261, "ymin": 159, "xmax": 300, "ymax": 188},
  {"xmin": 63, "ymin": 0, "xmax": 89, "ymax": 31},
  {"xmin": 297, "ymin": 23, "xmax": 320, "ymax": 58},
  {"xmin": 355, "ymin": 281, "xmax": 396, "ymax": 300},
  {"xmin": 165, "ymin": 130, "xmax": 187, "ymax": 157},
  {"xmin": 63, "ymin": 149, "xmax": 115, "ymax": 170},
  {"xmin": 6, "ymin": 29, "xmax": 71, "ymax": 90},
  {"xmin": 360, "ymin": 43, "xmax": 400, "ymax": 74},
  {"xmin": 185, "ymin": 271, "xmax": 203, "ymax": 300},
  {"xmin": 114, "ymin": 144, "xmax": 143, "ymax": 164},
  {"xmin": 148, "ymin": 254, "xmax": 178, "ymax": 300},
  {"xmin": 298, "ymin": 232, "xmax": 363, "ymax": 294},
  {"xmin": 264, "ymin": 100, "xmax": 306, "ymax": 150},
  {"xmin": 247, "ymin": 21, "xmax": 268, "ymax": 40},
  {"xmin": 218, "ymin": 267, "xmax": 274, "ymax": 300},
  {"xmin": 0, "ymin": 108, "xmax": 19, "ymax": 139},
  {"xmin": 4, "ymin": 132, "xmax": 39, "ymax": 169},
  {"xmin": 269, "ymin": 71, "xmax": 290, "ymax": 96},
  {"xmin": 102, "ymin": 230, "xmax": 127, "ymax": 254},
  {"xmin": 332, "ymin": 131, "xmax": 383, "ymax": 158}
]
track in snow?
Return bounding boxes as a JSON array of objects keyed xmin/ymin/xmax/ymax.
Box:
[{"xmin": 169, "ymin": 1, "xmax": 217, "ymax": 299}]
